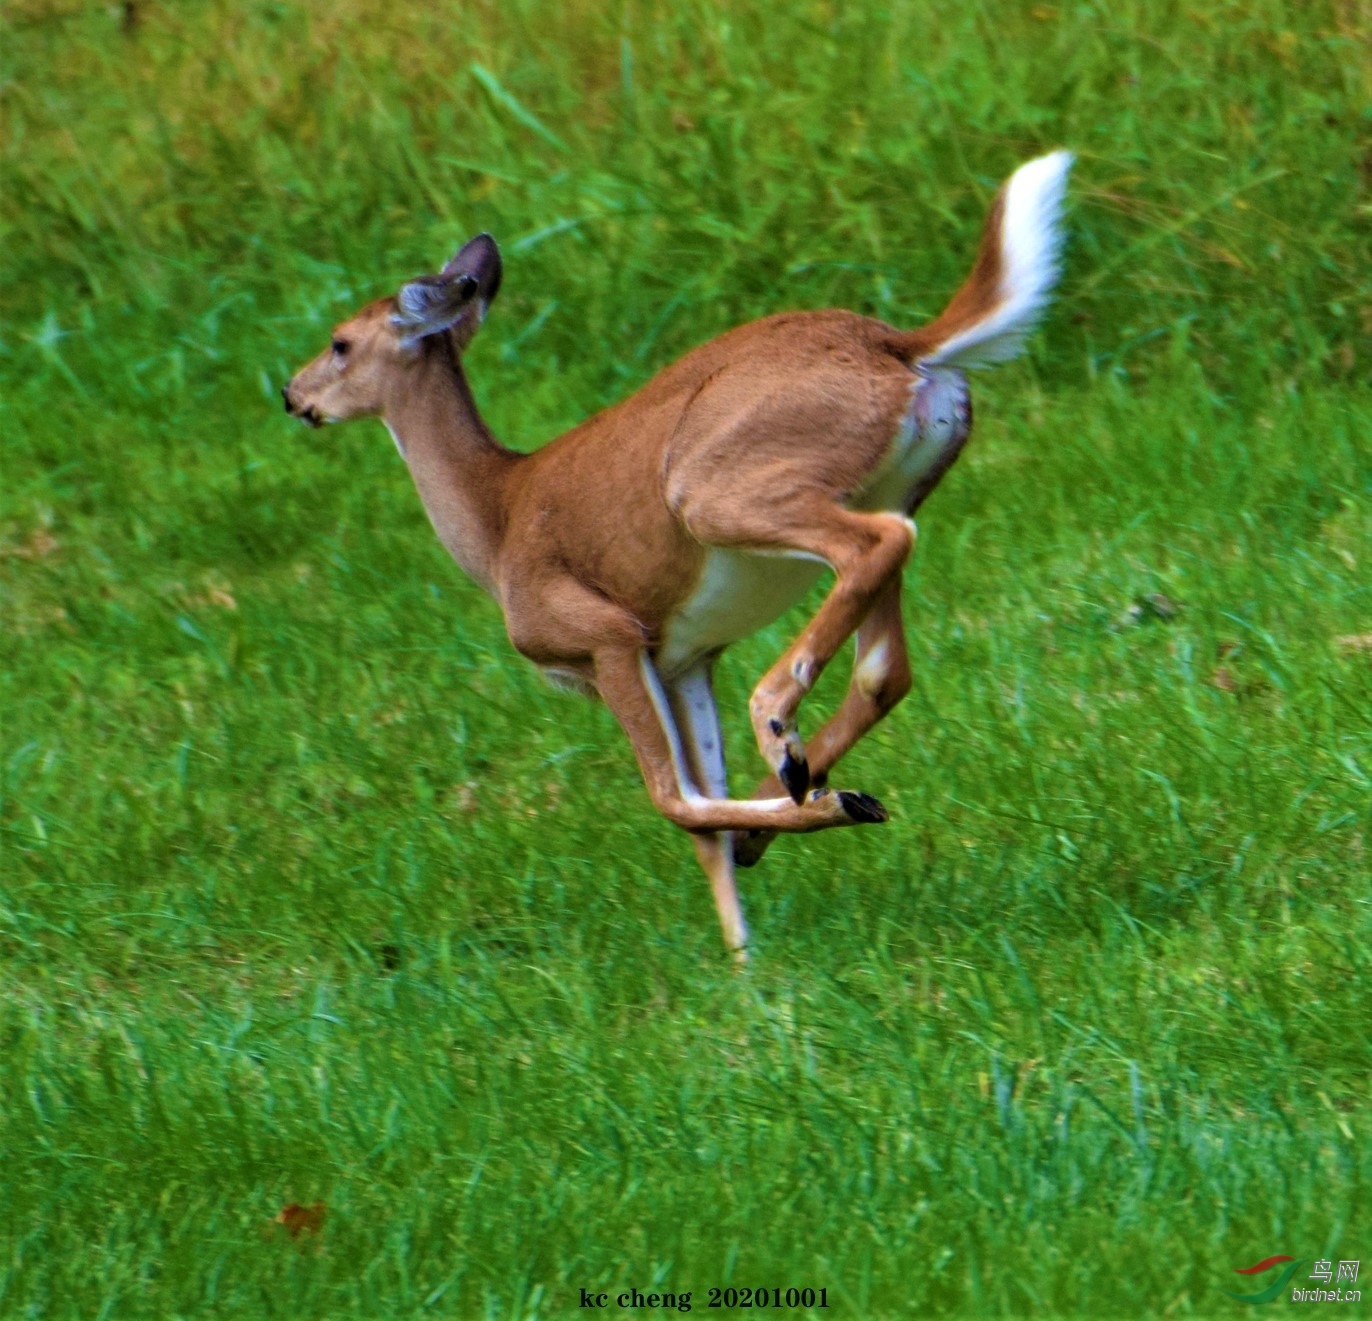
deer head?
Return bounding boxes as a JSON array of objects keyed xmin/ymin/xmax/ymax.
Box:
[{"xmin": 282, "ymin": 233, "xmax": 503, "ymax": 427}]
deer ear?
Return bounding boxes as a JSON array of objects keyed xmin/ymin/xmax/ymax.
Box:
[
  {"xmin": 392, "ymin": 273, "xmax": 479, "ymax": 342},
  {"xmin": 441, "ymin": 233, "xmax": 502, "ymax": 306}
]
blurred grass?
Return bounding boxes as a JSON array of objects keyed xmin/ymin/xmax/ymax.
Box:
[{"xmin": 2, "ymin": 0, "xmax": 1371, "ymax": 1316}]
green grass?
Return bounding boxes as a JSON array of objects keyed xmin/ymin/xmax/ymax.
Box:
[{"xmin": 2, "ymin": 0, "xmax": 1370, "ymax": 1316}]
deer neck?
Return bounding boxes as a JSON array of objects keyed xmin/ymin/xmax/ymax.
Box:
[{"xmin": 381, "ymin": 347, "xmax": 518, "ymax": 596}]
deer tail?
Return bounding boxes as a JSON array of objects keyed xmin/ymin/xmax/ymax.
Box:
[{"xmin": 892, "ymin": 151, "xmax": 1074, "ymax": 370}]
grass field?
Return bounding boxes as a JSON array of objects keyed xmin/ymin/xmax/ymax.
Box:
[{"xmin": 3, "ymin": 0, "xmax": 1370, "ymax": 1315}]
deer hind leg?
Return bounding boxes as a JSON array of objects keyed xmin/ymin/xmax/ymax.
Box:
[
  {"xmin": 592, "ymin": 646, "xmax": 889, "ymax": 840},
  {"xmin": 736, "ymin": 574, "xmax": 911, "ymax": 868},
  {"xmin": 665, "ymin": 660, "xmax": 750, "ymax": 961},
  {"xmin": 734, "ymin": 504, "xmax": 913, "ymax": 802}
]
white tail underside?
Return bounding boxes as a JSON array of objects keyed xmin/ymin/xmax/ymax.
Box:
[{"xmin": 920, "ymin": 150, "xmax": 1074, "ymax": 370}]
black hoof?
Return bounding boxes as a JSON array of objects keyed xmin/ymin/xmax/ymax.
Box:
[
  {"xmin": 838, "ymin": 791, "xmax": 889, "ymax": 825},
  {"xmin": 779, "ymin": 749, "xmax": 810, "ymax": 805},
  {"xmin": 735, "ymin": 829, "xmax": 771, "ymax": 868}
]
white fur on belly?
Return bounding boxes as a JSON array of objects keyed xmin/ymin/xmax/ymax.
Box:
[{"xmin": 657, "ymin": 547, "xmax": 827, "ymax": 679}]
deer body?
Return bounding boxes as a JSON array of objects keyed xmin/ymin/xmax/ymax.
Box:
[
  {"xmin": 495, "ymin": 311, "xmax": 955, "ymax": 665},
  {"xmin": 284, "ymin": 151, "xmax": 1074, "ymax": 960}
]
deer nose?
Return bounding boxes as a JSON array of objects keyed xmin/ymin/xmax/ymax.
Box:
[{"xmin": 281, "ymin": 385, "xmax": 294, "ymax": 414}]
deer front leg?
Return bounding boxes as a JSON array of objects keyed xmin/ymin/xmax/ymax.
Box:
[
  {"xmin": 746, "ymin": 508, "xmax": 914, "ymax": 801},
  {"xmin": 592, "ymin": 647, "xmax": 889, "ymax": 839},
  {"xmin": 737, "ymin": 574, "xmax": 911, "ymax": 867},
  {"xmin": 665, "ymin": 661, "xmax": 749, "ymax": 961}
]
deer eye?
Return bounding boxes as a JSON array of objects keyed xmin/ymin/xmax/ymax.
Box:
[{"xmin": 331, "ymin": 338, "xmax": 349, "ymax": 357}]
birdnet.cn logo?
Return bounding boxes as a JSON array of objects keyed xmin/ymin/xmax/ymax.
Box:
[{"xmin": 1223, "ymin": 1255, "xmax": 1361, "ymax": 1305}]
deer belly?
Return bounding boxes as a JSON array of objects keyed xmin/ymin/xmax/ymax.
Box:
[
  {"xmin": 856, "ymin": 366, "xmax": 971, "ymax": 513},
  {"xmin": 657, "ymin": 548, "xmax": 827, "ymax": 678}
]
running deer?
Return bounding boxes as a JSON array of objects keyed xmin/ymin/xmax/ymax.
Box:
[{"xmin": 283, "ymin": 151, "xmax": 1074, "ymax": 960}]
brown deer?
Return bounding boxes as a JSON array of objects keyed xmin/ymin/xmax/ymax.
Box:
[{"xmin": 284, "ymin": 151, "xmax": 1074, "ymax": 961}]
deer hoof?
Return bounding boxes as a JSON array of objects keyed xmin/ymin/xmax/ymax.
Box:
[
  {"xmin": 778, "ymin": 748, "xmax": 810, "ymax": 804},
  {"xmin": 837, "ymin": 791, "xmax": 889, "ymax": 825},
  {"xmin": 735, "ymin": 829, "xmax": 776, "ymax": 868}
]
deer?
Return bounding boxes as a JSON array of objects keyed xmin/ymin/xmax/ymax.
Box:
[{"xmin": 283, "ymin": 150, "xmax": 1074, "ymax": 962}]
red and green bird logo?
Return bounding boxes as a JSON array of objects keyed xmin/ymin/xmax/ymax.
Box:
[{"xmin": 1223, "ymin": 1256, "xmax": 1305, "ymax": 1304}]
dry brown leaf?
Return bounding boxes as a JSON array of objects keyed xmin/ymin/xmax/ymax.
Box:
[{"xmin": 277, "ymin": 1202, "xmax": 325, "ymax": 1238}]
